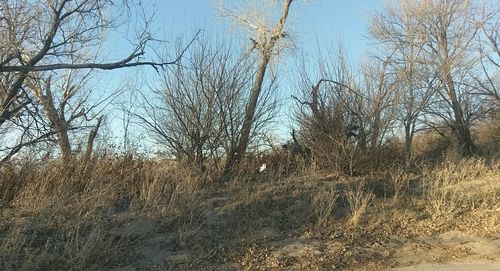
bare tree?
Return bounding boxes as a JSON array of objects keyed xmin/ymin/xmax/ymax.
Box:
[
  {"xmin": 371, "ymin": 0, "xmax": 491, "ymax": 155},
  {"xmin": 473, "ymin": 6, "xmax": 499, "ymax": 102},
  {"xmin": 369, "ymin": 1, "xmax": 437, "ymax": 164},
  {"xmin": 24, "ymin": 69, "xmax": 110, "ymax": 161},
  {"xmin": 358, "ymin": 59, "xmax": 398, "ymax": 150},
  {"xmin": 0, "ymin": 0, "xmax": 193, "ymax": 161},
  {"xmin": 415, "ymin": 0, "xmax": 483, "ymax": 154},
  {"xmin": 218, "ymin": 0, "xmax": 295, "ymax": 173},
  {"xmin": 136, "ymin": 36, "xmax": 279, "ymax": 171},
  {"xmin": 294, "ymin": 47, "xmax": 362, "ymax": 172}
]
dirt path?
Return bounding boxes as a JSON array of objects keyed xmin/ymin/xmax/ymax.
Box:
[
  {"xmin": 391, "ymin": 261, "xmax": 500, "ymax": 271},
  {"xmin": 387, "ymin": 230, "xmax": 500, "ymax": 271}
]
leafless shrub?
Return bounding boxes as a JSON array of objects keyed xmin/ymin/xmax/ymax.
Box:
[
  {"xmin": 388, "ymin": 167, "xmax": 413, "ymax": 203},
  {"xmin": 312, "ymin": 187, "xmax": 338, "ymax": 230},
  {"xmin": 345, "ymin": 182, "xmax": 374, "ymax": 227},
  {"xmin": 0, "ymin": 0, "xmax": 193, "ymax": 162},
  {"xmin": 294, "ymin": 46, "xmax": 399, "ymax": 175}
]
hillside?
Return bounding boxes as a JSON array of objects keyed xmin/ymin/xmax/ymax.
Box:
[{"xmin": 1, "ymin": 158, "xmax": 498, "ymax": 270}]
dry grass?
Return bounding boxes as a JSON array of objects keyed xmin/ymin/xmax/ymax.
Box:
[
  {"xmin": 0, "ymin": 158, "xmax": 206, "ymax": 270},
  {"xmin": 312, "ymin": 187, "xmax": 338, "ymax": 230},
  {"xmin": 0, "ymin": 216, "xmax": 136, "ymax": 270},
  {"xmin": 423, "ymin": 158, "xmax": 499, "ymax": 221},
  {"xmin": 0, "ymin": 155, "xmax": 499, "ymax": 270},
  {"xmin": 344, "ymin": 181, "xmax": 374, "ymax": 227}
]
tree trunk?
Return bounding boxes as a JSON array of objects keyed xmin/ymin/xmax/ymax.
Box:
[
  {"xmin": 83, "ymin": 116, "xmax": 103, "ymax": 162},
  {"xmin": 56, "ymin": 124, "xmax": 72, "ymax": 160},
  {"xmin": 439, "ymin": 29, "xmax": 476, "ymax": 156},
  {"xmin": 222, "ymin": 0, "xmax": 294, "ymax": 176},
  {"xmin": 34, "ymin": 78, "xmax": 73, "ymax": 161},
  {"xmin": 193, "ymin": 130, "xmax": 207, "ymax": 172},
  {"xmin": 370, "ymin": 116, "xmax": 381, "ymax": 149},
  {"xmin": 404, "ymin": 122, "xmax": 413, "ymax": 167},
  {"xmin": 442, "ymin": 57, "xmax": 475, "ymax": 155},
  {"xmin": 447, "ymin": 79, "xmax": 476, "ymax": 155},
  {"xmin": 224, "ymin": 54, "xmax": 270, "ymax": 173}
]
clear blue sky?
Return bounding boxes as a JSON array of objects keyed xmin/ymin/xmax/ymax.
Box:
[{"xmin": 155, "ymin": 0, "xmax": 383, "ymax": 58}]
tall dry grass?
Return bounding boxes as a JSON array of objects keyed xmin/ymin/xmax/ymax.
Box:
[
  {"xmin": 312, "ymin": 187, "xmax": 339, "ymax": 230},
  {"xmin": 0, "ymin": 157, "xmax": 206, "ymax": 270},
  {"xmin": 1, "ymin": 158, "xmax": 205, "ymax": 215},
  {"xmin": 422, "ymin": 158, "xmax": 500, "ymax": 221},
  {"xmin": 344, "ymin": 182, "xmax": 374, "ymax": 227}
]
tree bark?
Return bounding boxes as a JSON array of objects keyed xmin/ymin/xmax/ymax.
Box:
[
  {"xmin": 445, "ymin": 71, "xmax": 476, "ymax": 155},
  {"xmin": 404, "ymin": 122, "xmax": 414, "ymax": 167},
  {"xmin": 224, "ymin": 54, "xmax": 270, "ymax": 172},
  {"xmin": 31, "ymin": 77, "xmax": 73, "ymax": 161},
  {"xmin": 439, "ymin": 30, "xmax": 476, "ymax": 155},
  {"xmin": 84, "ymin": 116, "xmax": 103, "ymax": 162}
]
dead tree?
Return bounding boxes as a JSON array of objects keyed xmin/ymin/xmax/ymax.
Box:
[
  {"xmin": 220, "ymin": 0, "xmax": 295, "ymax": 174},
  {"xmin": 0, "ymin": 0, "xmax": 196, "ymax": 161}
]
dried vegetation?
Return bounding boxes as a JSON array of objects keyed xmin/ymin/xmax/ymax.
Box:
[{"xmin": 1, "ymin": 144, "xmax": 499, "ymax": 270}]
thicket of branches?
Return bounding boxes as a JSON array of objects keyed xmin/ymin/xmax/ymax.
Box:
[
  {"xmin": 293, "ymin": 0, "xmax": 499, "ymax": 174},
  {"xmin": 134, "ymin": 36, "xmax": 279, "ymax": 171},
  {"xmin": 0, "ymin": 0, "xmax": 192, "ymax": 162}
]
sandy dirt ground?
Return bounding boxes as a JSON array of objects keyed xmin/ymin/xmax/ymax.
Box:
[
  {"xmin": 392, "ymin": 260, "xmax": 500, "ymax": 271},
  {"xmin": 386, "ymin": 230, "xmax": 500, "ymax": 271},
  {"xmin": 391, "ymin": 262, "xmax": 500, "ymax": 271},
  {"xmin": 118, "ymin": 211, "xmax": 500, "ymax": 270}
]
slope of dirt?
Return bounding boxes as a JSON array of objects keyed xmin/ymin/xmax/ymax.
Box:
[
  {"xmin": 1, "ymin": 162, "xmax": 499, "ymax": 270},
  {"xmin": 113, "ymin": 173, "xmax": 499, "ymax": 270},
  {"xmin": 385, "ymin": 230, "xmax": 500, "ymax": 270},
  {"xmin": 391, "ymin": 262, "xmax": 500, "ymax": 271}
]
